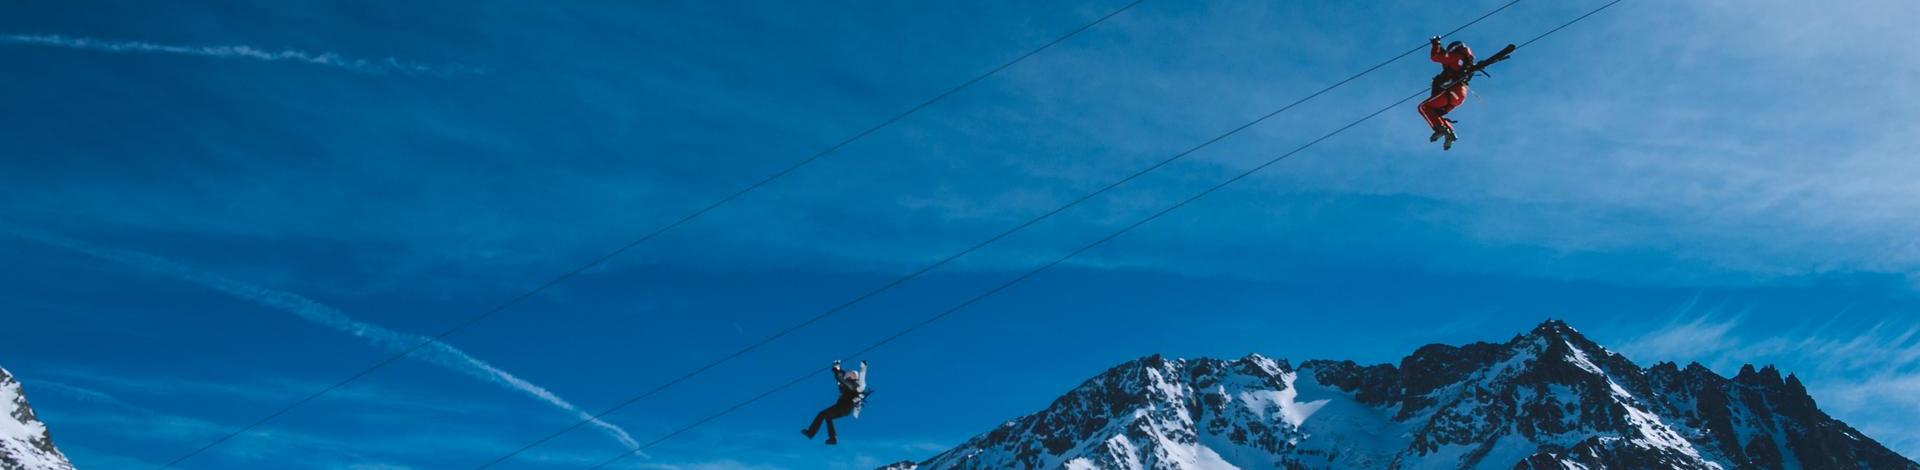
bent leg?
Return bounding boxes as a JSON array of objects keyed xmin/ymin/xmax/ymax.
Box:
[
  {"xmin": 1419, "ymin": 90, "xmax": 1465, "ymax": 133},
  {"xmin": 1418, "ymin": 96, "xmax": 1447, "ymax": 130},
  {"xmin": 824, "ymin": 402, "xmax": 854, "ymax": 439},
  {"xmin": 806, "ymin": 405, "xmax": 836, "ymax": 435},
  {"xmin": 1438, "ymin": 88, "xmax": 1465, "ymax": 132}
]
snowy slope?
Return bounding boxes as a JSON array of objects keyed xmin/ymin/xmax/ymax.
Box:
[
  {"xmin": 885, "ymin": 320, "xmax": 1916, "ymax": 470},
  {"xmin": 0, "ymin": 366, "xmax": 74, "ymax": 470}
]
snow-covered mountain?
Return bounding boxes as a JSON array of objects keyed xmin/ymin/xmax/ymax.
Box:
[
  {"xmin": 884, "ymin": 320, "xmax": 1916, "ymax": 470},
  {"xmin": 1, "ymin": 366, "xmax": 73, "ymax": 470}
]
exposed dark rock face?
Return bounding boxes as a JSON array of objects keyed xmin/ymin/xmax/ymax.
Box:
[{"xmin": 882, "ymin": 320, "xmax": 1917, "ymax": 470}]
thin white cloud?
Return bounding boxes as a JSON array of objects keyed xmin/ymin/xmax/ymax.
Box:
[
  {"xmin": 29, "ymin": 379, "xmax": 520, "ymax": 468},
  {"xmin": 31, "ymin": 379, "xmax": 355, "ymax": 466},
  {"xmin": 28, "ymin": 365, "xmax": 528, "ymax": 422},
  {"xmin": 1613, "ymin": 299, "xmax": 1743, "ymax": 364},
  {"xmin": 0, "ymin": 33, "xmax": 477, "ymax": 75},
  {"xmin": 7, "ymin": 230, "xmax": 639, "ymax": 452}
]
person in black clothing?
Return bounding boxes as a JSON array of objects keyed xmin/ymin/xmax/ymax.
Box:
[{"xmin": 801, "ymin": 360, "xmax": 866, "ymax": 445}]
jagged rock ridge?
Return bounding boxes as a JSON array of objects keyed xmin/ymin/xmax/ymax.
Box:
[
  {"xmin": 884, "ymin": 320, "xmax": 1916, "ymax": 470},
  {"xmin": 1, "ymin": 366, "xmax": 74, "ymax": 470}
]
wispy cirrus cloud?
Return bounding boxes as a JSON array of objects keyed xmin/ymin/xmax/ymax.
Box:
[
  {"xmin": 27, "ymin": 379, "xmax": 383, "ymax": 467},
  {"xmin": 27, "ymin": 365, "xmax": 516, "ymax": 422},
  {"xmin": 5, "ymin": 230, "xmax": 639, "ymax": 453},
  {"xmin": 24, "ymin": 377, "xmax": 562, "ymax": 468},
  {"xmin": 0, "ymin": 33, "xmax": 478, "ymax": 75}
]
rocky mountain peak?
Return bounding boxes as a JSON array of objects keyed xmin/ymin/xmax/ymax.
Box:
[
  {"xmin": 1734, "ymin": 364, "xmax": 1785, "ymax": 387},
  {"xmin": 1526, "ymin": 318, "xmax": 1581, "ymax": 339},
  {"xmin": 1513, "ymin": 319, "xmax": 1608, "ymax": 356}
]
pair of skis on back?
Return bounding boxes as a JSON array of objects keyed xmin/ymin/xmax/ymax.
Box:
[
  {"xmin": 852, "ymin": 384, "xmax": 873, "ymax": 419},
  {"xmin": 1441, "ymin": 43, "xmax": 1518, "ymax": 91}
]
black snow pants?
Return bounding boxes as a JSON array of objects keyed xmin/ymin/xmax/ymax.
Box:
[{"xmin": 806, "ymin": 397, "xmax": 857, "ymax": 439}]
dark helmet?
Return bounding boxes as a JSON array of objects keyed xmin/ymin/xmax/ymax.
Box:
[{"xmin": 1445, "ymin": 41, "xmax": 1466, "ymax": 52}]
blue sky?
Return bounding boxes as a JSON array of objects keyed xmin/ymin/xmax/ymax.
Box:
[{"xmin": 3, "ymin": 0, "xmax": 1919, "ymax": 468}]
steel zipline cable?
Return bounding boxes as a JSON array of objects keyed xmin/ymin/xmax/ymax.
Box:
[
  {"xmin": 482, "ymin": 1, "xmax": 1537, "ymax": 467},
  {"xmin": 476, "ymin": 0, "xmax": 1544, "ymax": 467},
  {"xmin": 580, "ymin": 1, "xmax": 1626, "ymax": 468},
  {"xmin": 156, "ymin": 2, "xmax": 1147, "ymax": 468}
]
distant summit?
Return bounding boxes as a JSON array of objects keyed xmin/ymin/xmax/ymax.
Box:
[
  {"xmin": 1, "ymin": 365, "xmax": 74, "ymax": 470},
  {"xmin": 882, "ymin": 320, "xmax": 1916, "ymax": 469}
]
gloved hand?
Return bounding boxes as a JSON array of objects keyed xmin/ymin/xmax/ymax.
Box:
[
  {"xmin": 833, "ymin": 360, "xmax": 842, "ymax": 367},
  {"xmin": 1430, "ymin": 35, "xmax": 1442, "ymax": 45}
]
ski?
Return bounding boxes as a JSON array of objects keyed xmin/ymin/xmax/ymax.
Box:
[{"xmin": 1468, "ymin": 44, "xmax": 1518, "ymax": 77}]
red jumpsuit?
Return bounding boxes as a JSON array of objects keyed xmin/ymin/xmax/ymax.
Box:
[{"xmin": 1419, "ymin": 43, "xmax": 1474, "ymax": 134}]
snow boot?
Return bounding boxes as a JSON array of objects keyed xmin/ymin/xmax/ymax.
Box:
[
  {"xmin": 801, "ymin": 429, "xmax": 816, "ymax": 439},
  {"xmin": 825, "ymin": 437, "xmax": 838, "ymax": 445},
  {"xmin": 1442, "ymin": 131, "xmax": 1458, "ymax": 151}
]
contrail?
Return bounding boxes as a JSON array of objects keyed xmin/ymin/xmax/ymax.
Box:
[
  {"xmin": 0, "ymin": 33, "xmax": 477, "ymax": 75},
  {"xmin": 9, "ymin": 231, "xmax": 639, "ymax": 452}
]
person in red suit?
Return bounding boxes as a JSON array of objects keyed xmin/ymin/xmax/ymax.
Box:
[{"xmin": 1420, "ymin": 36, "xmax": 1474, "ymax": 150}]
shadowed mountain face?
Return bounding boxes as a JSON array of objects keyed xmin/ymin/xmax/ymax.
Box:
[
  {"xmin": 882, "ymin": 320, "xmax": 1917, "ymax": 470},
  {"xmin": 1, "ymin": 366, "xmax": 74, "ymax": 470}
]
